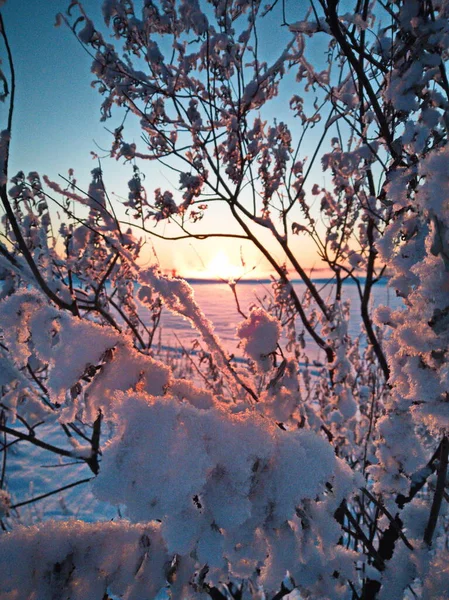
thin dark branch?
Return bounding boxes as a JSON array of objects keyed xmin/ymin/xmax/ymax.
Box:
[
  {"xmin": 0, "ymin": 423, "xmax": 83, "ymax": 462},
  {"xmin": 362, "ymin": 487, "xmax": 414, "ymax": 551},
  {"xmin": 10, "ymin": 477, "xmax": 94, "ymax": 510},
  {"xmin": 424, "ymin": 435, "xmax": 449, "ymax": 546}
]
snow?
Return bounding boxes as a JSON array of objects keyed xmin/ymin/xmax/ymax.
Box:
[
  {"xmin": 236, "ymin": 307, "xmax": 281, "ymax": 372},
  {"xmin": 20, "ymin": 385, "xmax": 355, "ymax": 590},
  {"xmin": 0, "ymin": 490, "xmax": 10, "ymax": 518},
  {"xmin": 0, "ymin": 520, "xmax": 169, "ymax": 600}
]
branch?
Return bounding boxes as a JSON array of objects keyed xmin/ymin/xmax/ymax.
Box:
[
  {"xmin": 396, "ymin": 438, "xmax": 445, "ymax": 508},
  {"xmin": 10, "ymin": 477, "xmax": 94, "ymax": 510},
  {"xmin": 0, "ymin": 423, "xmax": 99, "ymax": 474},
  {"xmin": 362, "ymin": 487, "xmax": 414, "ymax": 551},
  {"xmin": 228, "ymin": 203, "xmax": 334, "ymax": 362},
  {"xmin": 0, "ymin": 15, "xmax": 78, "ymax": 315},
  {"xmin": 423, "ymin": 435, "xmax": 449, "ymax": 547},
  {"xmin": 323, "ymin": 1, "xmax": 397, "ymax": 157}
]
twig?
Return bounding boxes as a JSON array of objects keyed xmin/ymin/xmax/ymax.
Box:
[
  {"xmin": 362, "ymin": 487, "xmax": 414, "ymax": 551},
  {"xmin": 424, "ymin": 435, "xmax": 449, "ymax": 547},
  {"xmin": 173, "ymin": 333, "xmax": 213, "ymax": 389},
  {"xmin": 0, "ymin": 411, "xmax": 6, "ymax": 489},
  {"xmin": 10, "ymin": 477, "xmax": 94, "ymax": 510},
  {"xmin": 396, "ymin": 438, "xmax": 444, "ymax": 508},
  {"xmin": 87, "ymin": 410, "xmax": 102, "ymax": 475},
  {"xmin": 341, "ymin": 500, "xmax": 385, "ymax": 570},
  {"xmin": 0, "ymin": 423, "xmax": 83, "ymax": 462}
]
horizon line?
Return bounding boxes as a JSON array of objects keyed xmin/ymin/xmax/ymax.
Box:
[{"xmin": 182, "ymin": 275, "xmax": 389, "ymax": 285}]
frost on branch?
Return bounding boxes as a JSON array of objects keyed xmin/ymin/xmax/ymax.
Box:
[
  {"xmin": 236, "ymin": 307, "xmax": 281, "ymax": 372},
  {"xmin": 139, "ymin": 267, "xmax": 249, "ymax": 398}
]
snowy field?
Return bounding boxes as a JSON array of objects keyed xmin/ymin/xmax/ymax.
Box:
[{"xmin": 157, "ymin": 279, "xmax": 399, "ymax": 362}]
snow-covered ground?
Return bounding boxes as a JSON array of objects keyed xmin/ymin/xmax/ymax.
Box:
[{"xmin": 157, "ymin": 279, "xmax": 398, "ymax": 361}]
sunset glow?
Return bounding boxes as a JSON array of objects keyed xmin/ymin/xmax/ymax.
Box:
[{"xmin": 204, "ymin": 250, "xmax": 242, "ymax": 280}]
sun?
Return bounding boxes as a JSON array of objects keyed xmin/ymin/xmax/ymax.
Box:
[{"xmin": 205, "ymin": 250, "xmax": 241, "ymax": 280}]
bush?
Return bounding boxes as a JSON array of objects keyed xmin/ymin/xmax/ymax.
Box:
[{"xmin": 1, "ymin": 1, "xmax": 449, "ymax": 598}]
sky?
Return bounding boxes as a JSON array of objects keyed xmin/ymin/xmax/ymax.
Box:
[{"xmin": 1, "ymin": 0, "xmax": 332, "ymax": 279}]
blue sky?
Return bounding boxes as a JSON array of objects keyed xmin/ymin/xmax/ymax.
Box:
[
  {"xmin": 2, "ymin": 2, "xmax": 107, "ymax": 182},
  {"xmin": 1, "ymin": 1, "xmax": 332, "ymax": 277}
]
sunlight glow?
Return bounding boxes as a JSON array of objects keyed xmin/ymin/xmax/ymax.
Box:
[{"xmin": 204, "ymin": 250, "xmax": 242, "ymax": 281}]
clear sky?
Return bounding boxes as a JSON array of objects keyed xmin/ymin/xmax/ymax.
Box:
[{"xmin": 1, "ymin": 0, "xmax": 331, "ymax": 279}]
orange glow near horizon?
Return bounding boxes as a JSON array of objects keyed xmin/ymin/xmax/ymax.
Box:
[{"xmin": 136, "ymin": 235, "xmax": 332, "ymax": 281}]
